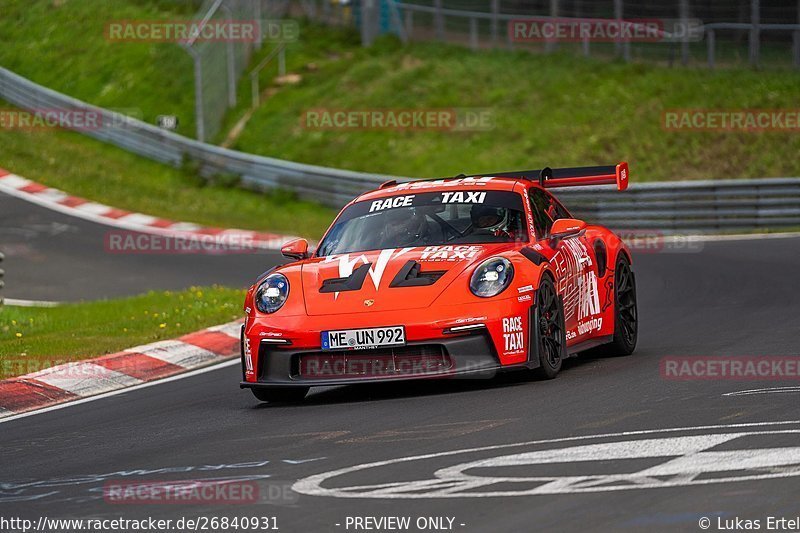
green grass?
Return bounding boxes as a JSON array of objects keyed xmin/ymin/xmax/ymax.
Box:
[
  {"xmin": 0, "ymin": 112, "xmax": 336, "ymax": 238},
  {"xmin": 0, "ymin": 286, "xmax": 243, "ymax": 380},
  {"xmin": 230, "ymin": 31, "xmax": 800, "ymax": 181},
  {"xmin": 0, "ymin": 3, "xmax": 337, "ymax": 238},
  {"xmin": 1, "ymin": 3, "xmax": 797, "ymax": 247},
  {"xmin": 0, "ymin": 0, "xmax": 200, "ymax": 138}
]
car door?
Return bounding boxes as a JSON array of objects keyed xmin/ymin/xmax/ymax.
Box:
[{"xmin": 528, "ymin": 188, "xmax": 599, "ymax": 339}]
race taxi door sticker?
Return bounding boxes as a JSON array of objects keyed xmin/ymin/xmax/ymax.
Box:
[
  {"xmin": 551, "ymin": 237, "xmax": 602, "ymax": 339},
  {"xmin": 502, "ymin": 315, "xmax": 526, "ymax": 356},
  {"xmin": 243, "ymin": 336, "xmax": 254, "ymax": 379},
  {"xmin": 419, "ymin": 245, "xmax": 483, "ymax": 262}
]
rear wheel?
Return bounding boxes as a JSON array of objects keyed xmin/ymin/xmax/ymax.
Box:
[
  {"xmin": 251, "ymin": 387, "xmax": 309, "ymax": 404},
  {"xmin": 533, "ymin": 277, "xmax": 567, "ymax": 379},
  {"xmin": 602, "ymin": 255, "xmax": 638, "ymax": 356}
]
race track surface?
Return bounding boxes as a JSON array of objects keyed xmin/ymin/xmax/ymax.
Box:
[
  {"xmin": 2, "ymin": 234, "xmax": 800, "ymax": 532},
  {"xmin": 0, "ymin": 192, "xmax": 283, "ymax": 301}
]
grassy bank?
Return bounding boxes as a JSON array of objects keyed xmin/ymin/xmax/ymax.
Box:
[
  {"xmin": 0, "ymin": 0, "xmax": 199, "ymax": 137},
  {"xmin": 231, "ymin": 32, "xmax": 800, "ymax": 181},
  {"xmin": 0, "ymin": 286, "xmax": 244, "ymax": 380},
  {"xmin": 0, "ymin": 116, "xmax": 336, "ymax": 238}
]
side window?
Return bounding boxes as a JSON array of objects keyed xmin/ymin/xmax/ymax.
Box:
[
  {"xmin": 550, "ymin": 196, "xmax": 572, "ymax": 221},
  {"xmin": 528, "ymin": 188, "xmax": 555, "ymax": 239}
]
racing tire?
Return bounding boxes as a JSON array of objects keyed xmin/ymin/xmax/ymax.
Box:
[
  {"xmin": 599, "ymin": 255, "xmax": 638, "ymax": 356},
  {"xmin": 532, "ymin": 277, "xmax": 567, "ymax": 380},
  {"xmin": 251, "ymin": 387, "xmax": 309, "ymax": 404}
]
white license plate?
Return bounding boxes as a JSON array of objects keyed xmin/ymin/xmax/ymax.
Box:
[{"xmin": 322, "ymin": 326, "xmax": 406, "ymax": 351}]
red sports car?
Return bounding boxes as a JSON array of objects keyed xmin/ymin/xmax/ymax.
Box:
[{"xmin": 241, "ymin": 163, "xmax": 637, "ymax": 402}]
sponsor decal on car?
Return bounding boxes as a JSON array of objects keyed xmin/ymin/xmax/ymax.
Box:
[
  {"xmin": 576, "ymin": 271, "xmax": 601, "ymax": 323},
  {"xmin": 419, "ymin": 245, "xmax": 482, "ymax": 262},
  {"xmin": 243, "ymin": 337, "xmax": 253, "ymax": 373},
  {"xmin": 502, "ymin": 316, "xmax": 525, "ymax": 355},
  {"xmin": 577, "ymin": 317, "xmax": 603, "ymax": 335},
  {"xmin": 369, "ymin": 195, "xmax": 415, "ymax": 212},
  {"xmin": 440, "ymin": 191, "xmax": 486, "ymax": 204},
  {"xmin": 518, "ymin": 294, "xmax": 532, "ymax": 303},
  {"xmin": 453, "ymin": 316, "xmax": 488, "ymax": 325},
  {"xmin": 386, "ymin": 177, "xmax": 494, "ymax": 192},
  {"xmin": 325, "ymin": 248, "xmax": 414, "ymax": 296},
  {"xmin": 552, "ymin": 238, "xmax": 600, "ymax": 324},
  {"xmin": 517, "ymin": 284, "xmax": 534, "ymax": 294}
]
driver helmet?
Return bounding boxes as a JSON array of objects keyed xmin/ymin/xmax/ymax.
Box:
[{"xmin": 470, "ymin": 205, "xmax": 509, "ymax": 233}]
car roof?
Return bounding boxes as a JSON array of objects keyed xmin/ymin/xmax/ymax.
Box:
[{"xmin": 354, "ymin": 176, "xmax": 530, "ymax": 204}]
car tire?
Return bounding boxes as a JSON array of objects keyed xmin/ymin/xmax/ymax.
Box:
[
  {"xmin": 251, "ymin": 387, "xmax": 309, "ymax": 404},
  {"xmin": 532, "ymin": 277, "xmax": 567, "ymax": 380},
  {"xmin": 599, "ymin": 255, "xmax": 638, "ymax": 356}
]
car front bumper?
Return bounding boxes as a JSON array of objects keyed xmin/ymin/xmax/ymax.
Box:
[{"xmin": 240, "ymin": 298, "xmax": 536, "ymax": 388}]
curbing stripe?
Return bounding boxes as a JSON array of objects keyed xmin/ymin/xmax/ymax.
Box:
[
  {"xmin": 74, "ymin": 201, "xmax": 118, "ymax": 215},
  {"xmin": 0, "ymin": 320, "xmax": 243, "ymax": 418},
  {"xmin": 116, "ymin": 212, "xmax": 159, "ymax": 225},
  {"xmin": 0, "ymin": 174, "xmax": 30, "ymax": 188},
  {"xmin": 206, "ymin": 322, "xmax": 242, "ymax": 339},
  {"xmin": 26, "ymin": 362, "xmax": 143, "ymax": 397},
  {"xmin": 124, "ymin": 340, "xmax": 222, "ymax": 369},
  {"xmin": 93, "ymin": 353, "xmax": 186, "ymax": 382},
  {"xmin": 181, "ymin": 330, "xmax": 240, "ymax": 355},
  {"xmin": 0, "ymin": 169, "xmax": 298, "ymax": 250},
  {"xmin": 0, "ymin": 380, "xmax": 79, "ymax": 412}
]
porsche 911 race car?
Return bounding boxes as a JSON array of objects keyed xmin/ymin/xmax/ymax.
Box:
[{"xmin": 240, "ymin": 162, "xmax": 638, "ymax": 403}]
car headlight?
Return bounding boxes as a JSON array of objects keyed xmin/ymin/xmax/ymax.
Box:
[
  {"xmin": 469, "ymin": 257, "xmax": 514, "ymax": 298},
  {"xmin": 255, "ymin": 273, "xmax": 290, "ymax": 314}
]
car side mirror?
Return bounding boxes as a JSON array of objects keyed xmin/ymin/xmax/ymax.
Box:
[
  {"xmin": 281, "ymin": 238, "xmax": 310, "ymax": 260},
  {"xmin": 550, "ymin": 218, "xmax": 587, "ymax": 240}
]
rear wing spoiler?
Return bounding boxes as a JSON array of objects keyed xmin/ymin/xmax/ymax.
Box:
[{"xmin": 474, "ymin": 161, "xmax": 630, "ymax": 191}]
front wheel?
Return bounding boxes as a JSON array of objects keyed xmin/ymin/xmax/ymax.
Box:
[
  {"xmin": 251, "ymin": 387, "xmax": 309, "ymax": 404},
  {"xmin": 532, "ymin": 277, "xmax": 567, "ymax": 379}
]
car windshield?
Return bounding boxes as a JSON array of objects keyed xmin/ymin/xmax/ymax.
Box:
[{"xmin": 317, "ymin": 190, "xmax": 529, "ymax": 256}]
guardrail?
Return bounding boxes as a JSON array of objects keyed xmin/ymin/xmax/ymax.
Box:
[
  {"xmin": 1, "ymin": 67, "xmax": 799, "ymax": 234},
  {"xmin": 0, "ymin": 67, "xmax": 388, "ymax": 208},
  {"xmin": 557, "ymin": 178, "xmax": 800, "ymax": 232}
]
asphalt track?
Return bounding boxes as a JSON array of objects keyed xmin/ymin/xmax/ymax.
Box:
[
  {"xmin": 2, "ymin": 192, "xmax": 800, "ymax": 532},
  {"xmin": 0, "ymin": 191, "xmax": 283, "ymax": 301}
]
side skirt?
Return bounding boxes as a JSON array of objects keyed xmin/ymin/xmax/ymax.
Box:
[{"xmin": 567, "ymin": 335, "xmax": 614, "ymax": 357}]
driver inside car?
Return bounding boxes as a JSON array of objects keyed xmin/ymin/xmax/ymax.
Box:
[
  {"xmin": 378, "ymin": 208, "xmax": 431, "ymax": 248},
  {"xmin": 470, "ymin": 204, "xmax": 514, "ymax": 239}
]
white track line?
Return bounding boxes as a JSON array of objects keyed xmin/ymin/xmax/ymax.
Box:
[
  {"xmin": 723, "ymin": 386, "xmax": 800, "ymax": 397},
  {"xmin": 2, "ymin": 298, "xmax": 61, "ymax": 307},
  {"xmin": 0, "ymin": 359, "xmax": 239, "ymax": 425}
]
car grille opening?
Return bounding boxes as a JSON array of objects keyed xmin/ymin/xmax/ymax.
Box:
[{"xmin": 297, "ymin": 345, "xmax": 452, "ymax": 380}]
